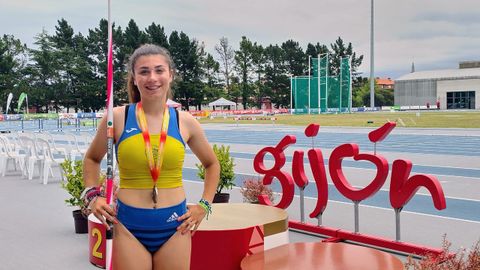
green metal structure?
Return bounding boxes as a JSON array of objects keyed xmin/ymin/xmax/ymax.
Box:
[{"xmin": 291, "ymin": 54, "xmax": 352, "ymax": 114}]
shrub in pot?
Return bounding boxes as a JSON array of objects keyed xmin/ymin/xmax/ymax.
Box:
[
  {"xmin": 60, "ymin": 159, "xmax": 88, "ymax": 234},
  {"xmin": 196, "ymin": 144, "xmax": 235, "ymax": 203}
]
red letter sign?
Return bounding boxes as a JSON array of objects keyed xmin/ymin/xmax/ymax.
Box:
[
  {"xmin": 329, "ymin": 144, "xmax": 389, "ymax": 201},
  {"xmin": 390, "ymin": 159, "xmax": 446, "ymax": 210},
  {"xmin": 253, "ymin": 135, "xmax": 296, "ymax": 208}
]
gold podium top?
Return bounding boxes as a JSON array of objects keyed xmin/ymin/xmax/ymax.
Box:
[{"xmin": 197, "ymin": 203, "xmax": 288, "ymax": 236}]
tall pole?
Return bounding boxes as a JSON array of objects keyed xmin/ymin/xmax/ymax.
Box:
[
  {"xmin": 318, "ymin": 55, "xmax": 320, "ymax": 114},
  {"xmin": 326, "ymin": 54, "xmax": 329, "ymax": 112},
  {"xmin": 308, "ymin": 55, "xmax": 311, "ymax": 114},
  {"xmin": 290, "ymin": 75, "xmax": 293, "ymax": 114},
  {"xmin": 370, "ymin": 0, "xmax": 375, "ymax": 109},
  {"xmin": 340, "ymin": 57, "xmax": 343, "ymax": 112},
  {"xmin": 105, "ymin": 0, "xmax": 115, "ymax": 269},
  {"xmin": 349, "ymin": 56, "xmax": 353, "ymax": 113}
]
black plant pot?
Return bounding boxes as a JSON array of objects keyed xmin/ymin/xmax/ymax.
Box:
[
  {"xmin": 72, "ymin": 209, "xmax": 88, "ymax": 234},
  {"xmin": 213, "ymin": 193, "xmax": 230, "ymax": 203}
]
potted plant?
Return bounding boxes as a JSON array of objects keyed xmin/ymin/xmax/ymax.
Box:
[
  {"xmin": 60, "ymin": 159, "xmax": 88, "ymax": 234},
  {"xmin": 240, "ymin": 177, "xmax": 275, "ymax": 204},
  {"xmin": 196, "ymin": 144, "xmax": 235, "ymax": 203}
]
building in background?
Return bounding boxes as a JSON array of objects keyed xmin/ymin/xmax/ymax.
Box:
[
  {"xmin": 376, "ymin": 77, "xmax": 394, "ymax": 89},
  {"xmin": 394, "ymin": 61, "xmax": 480, "ymax": 110}
]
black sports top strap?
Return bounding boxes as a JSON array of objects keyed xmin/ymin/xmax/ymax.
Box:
[
  {"xmin": 124, "ymin": 104, "xmax": 130, "ymax": 126},
  {"xmin": 175, "ymin": 108, "xmax": 180, "ymax": 131}
]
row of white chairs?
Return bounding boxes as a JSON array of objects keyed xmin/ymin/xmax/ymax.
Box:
[{"xmin": 0, "ymin": 131, "xmax": 98, "ymax": 184}]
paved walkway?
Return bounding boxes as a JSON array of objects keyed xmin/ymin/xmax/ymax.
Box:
[{"xmin": 0, "ymin": 170, "xmax": 358, "ymax": 269}]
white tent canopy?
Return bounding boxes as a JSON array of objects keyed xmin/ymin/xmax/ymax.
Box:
[
  {"xmin": 167, "ymin": 99, "xmax": 181, "ymax": 108},
  {"xmin": 208, "ymin": 97, "xmax": 237, "ymax": 110}
]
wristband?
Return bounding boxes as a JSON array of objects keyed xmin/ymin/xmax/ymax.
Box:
[
  {"xmin": 80, "ymin": 186, "xmax": 97, "ymax": 201},
  {"xmin": 198, "ymin": 199, "xmax": 212, "ymax": 220},
  {"xmin": 82, "ymin": 187, "xmax": 101, "ymax": 208}
]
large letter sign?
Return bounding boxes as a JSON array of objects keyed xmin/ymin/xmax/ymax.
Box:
[
  {"xmin": 390, "ymin": 159, "xmax": 446, "ymax": 210},
  {"xmin": 253, "ymin": 135, "xmax": 296, "ymax": 208},
  {"xmin": 329, "ymin": 143, "xmax": 388, "ymax": 202},
  {"xmin": 253, "ymin": 122, "xmax": 447, "ymax": 256},
  {"xmin": 305, "ymin": 148, "xmax": 328, "ymax": 218}
]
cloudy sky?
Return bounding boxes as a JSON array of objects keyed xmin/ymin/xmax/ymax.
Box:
[{"xmin": 1, "ymin": 0, "xmax": 479, "ymax": 79}]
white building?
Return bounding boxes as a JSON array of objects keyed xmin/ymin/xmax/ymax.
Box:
[{"xmin": 395, "ymin": 62, "xmax": 480, "ymax": 110}]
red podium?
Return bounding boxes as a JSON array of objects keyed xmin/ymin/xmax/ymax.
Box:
[
  {"xmin": 191, "ymin": 203, "xmax": 288, "ymax": 270},
  {"xmin": 88, "ymin": 214, "xmax": 106, "ymax": 268},
  {"xmin": 88, "ymin": 203, "xmax": 288, "ymax": 270}
]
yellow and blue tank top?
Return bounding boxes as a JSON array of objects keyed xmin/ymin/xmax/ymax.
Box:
[{"xmin": 116, "ymin": 104, "xmax": 185, "ymax": 189}]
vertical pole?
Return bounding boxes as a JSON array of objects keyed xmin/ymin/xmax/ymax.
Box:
[
  {"xmin": 105, "ymin": 0, "xmax": 115, "ymax": 269},
  {"xmin": 318, "ymin": 55, "xmax": 321, "ymax": 114},
  {"xmin": 326, "ymin": 54, "xmax": 329, "ymax": 112},
  {"xmin": 295, "ymin": 77, "xmax": 298, "ymax": 112},
  {"xmin": 370, "ymin": 0, "xmax": 375, "ymax": 109},
  {"xmin": 340, "ymin": 58, "xmax": 343, "ymax": 113},
  {"xmin": 308, "ymin": 55, "xmax": 311, "ymax": 114},
  {"xmin": 300, "ymin": 188, "xmax": 305, "ymax": 223},
  {"xmin": 354, "ymin": 201, "xmax": 360, "ymax": 233},
  {"xmin": 290, "ymin": 75, "xmax": 293, "ymax": 115},
  {"xmin": 349, "ymin": 56, "xmax": 353, "ymax": 113},
  {"xmin": 395, "ymin": 208, "xmax": 402, "ymax": 241}
]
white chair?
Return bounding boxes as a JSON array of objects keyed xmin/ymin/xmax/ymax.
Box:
[
  {"xmin": 37, "ymin": 132, "xmax": 69, "ymax": 160},
  {"xmin": 17, "ymin": 136, "xmax": 43, "ymax": 180},
  {"xmin": 0, "ymin": 136, "xmax": 26, "ymax": 176},
  {"xmin": 35, "ymin": 138, "xmax": 64, "ymax": 185},
  {"xmin": 64, "ymin": 133, "xmax": 87, "ymax": 161}
]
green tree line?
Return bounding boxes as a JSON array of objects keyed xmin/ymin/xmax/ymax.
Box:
[{"xmin": 0, "ymin": 18, "xmax": 391, "ymax": 113}]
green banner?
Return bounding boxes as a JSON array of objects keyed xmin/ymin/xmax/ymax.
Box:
[
  {"xmin": 23, "ymin": 113, "xmax": 58, "ymax": 120},
  {"xmin": 17, "ymin": 92, "xmax": 27, "ymax": 113}
]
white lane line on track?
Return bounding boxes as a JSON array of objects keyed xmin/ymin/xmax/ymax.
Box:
[
  {"xmin": 183, "ymin": 179, "xmax": 480, "ymax": 225},
  {"xmin": 183, "ymin": 166, "xmax": 480, "ymax": 203}
]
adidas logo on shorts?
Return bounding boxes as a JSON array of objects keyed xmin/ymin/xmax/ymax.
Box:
[{"xmin": 166, "ymin": 212, "xmax": 179, "ymax": 223}]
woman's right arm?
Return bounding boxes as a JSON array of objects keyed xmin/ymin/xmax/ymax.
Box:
[
  {"xmin": 83, "ymin": 115, "xmax": 108, "ymax": 188},
  {"xmin": 83, "ymin": 106, "xmax": 124, "ymax": 187},
  {"xmin": 83, "ymin": 107, "xmax": 124, "ymax": 228}
]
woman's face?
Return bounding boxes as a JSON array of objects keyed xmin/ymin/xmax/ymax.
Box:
[{"xmin": 133, "ymin": 54, "xmax": 173, "ymax": 100}]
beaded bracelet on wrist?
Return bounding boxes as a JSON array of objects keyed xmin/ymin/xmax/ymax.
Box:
[
  {"xmin": 198, "ymin": 199, "xmax": 212, "ymax": 220},
  {"xmin": 83, "ymin": 187, "xmax": 102, "ymax": 208}
]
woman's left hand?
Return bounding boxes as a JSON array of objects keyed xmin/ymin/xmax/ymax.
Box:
[{"xmin": 177, "ymin": 204, "xmax": 207, "ymax": 235}]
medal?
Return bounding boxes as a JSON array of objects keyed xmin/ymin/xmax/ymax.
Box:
[
  {"xmin": 152, "ymin": 186, "xmax": 158, "ymax": 208},
  {"xmin": 136, "ymin": 102, "xmax": 170, "ymax": 208}
]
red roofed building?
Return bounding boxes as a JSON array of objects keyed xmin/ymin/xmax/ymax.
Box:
[{"xmin": 376, "ymin": 77, "xmax": 394, "ymax": 89}]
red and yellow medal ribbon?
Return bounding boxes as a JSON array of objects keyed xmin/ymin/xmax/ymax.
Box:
[{"xmin": 135, "ymin": 102, "xmax": 170, "ymax": 186}]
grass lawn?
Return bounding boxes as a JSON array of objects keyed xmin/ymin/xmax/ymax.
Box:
[{"xmin": 198, "ymin": 111, "xmax": 480, "ymax": 128}]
